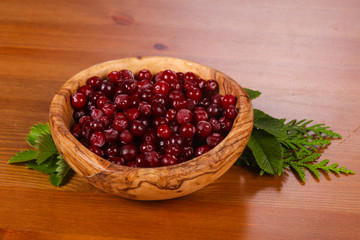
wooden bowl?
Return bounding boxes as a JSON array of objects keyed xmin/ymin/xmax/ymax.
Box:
[{"xmin": 49, "ymin": 56, "xmax": 253, "ymax": 200}]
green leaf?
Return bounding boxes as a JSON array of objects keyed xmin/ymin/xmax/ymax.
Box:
[
  {"xmin": 246, "ymin": 129, "xmax": 283, "ymax": 175},
  {"xmin": 26, "ymin": 156, "xmax": 58, "ymax": 174},
  {"xmin": 253, "ymin": 109, "xmax": 287, "ymax": 138},
  {"xmin": 49, "ymin": 155, "xmax": 71, "ymax": 187},
  {"xmin": 36, "ymin": 132, "xmax": 57, "ymax": 164},
  {"xmin": 244, "ymin": 88, "xmax": 261, "ymax": 100},
  {"xmin": 26, "ymin": 123, "xmax": 50, "ymax": 148},
  {"xmin": 8, "ymin": 149, "xmax": 37, "ymax": 163}
]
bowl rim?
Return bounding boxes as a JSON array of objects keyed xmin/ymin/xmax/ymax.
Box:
[{"xmin": 49, "ymin": 56, "xmax": 253, "ymax": 199}]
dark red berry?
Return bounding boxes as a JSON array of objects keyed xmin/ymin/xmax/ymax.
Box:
[
  {"xmin": 78, "ymin": 85, "xmax": 94, "ymax": 98},
  {"xmin": 187, "ymin": 87, "xmax": 202, "ymax": 102},
  {"xmin": 140, "ymin": 141, "xmax": 156, "ymax": 153},
  {"xmin": 138, "ymin": 69, "xmax": 152, "ymax": 81},
  {"xmin": 110, "ymin": 156, "xmax": 126, "ymax": 165},
  {"xmin": 87, "ymin": 76, "xmax": 102, "ymax": 90},
  {"xmin": 90, "ymin": 120, "xmax": 105, "ymax": 132},
  {"xmin": 135, "ymin": 154, "xmax": 147, "ymax": 167},
  {"xmin": 119, "ymin": 130, "xmax": 134, "ymax": 144},
  {"xmin": 205, "ymin": 80, "xmax": 219, "ymax": 92},
  {"xmin": 179, "ymin": 123, "xmax": 196, "ymax": 138},
  {"xmin": 105, "ymin": 145, "xmax": 120, "ymax": 158},
  {"xmin": 79, "ymin": 116, "xmax": 92, "ymax": 126},
  {"xmin": 73, "ymin": 108, "xmax": 86, "ymax": 121},
  {"xmin": 104, "ymin": 128, "xmax": 119, "ymax": 144},
  {"xmin": 160, "ymin": 70, "xmax": 177, "ymax": 83},
  {"xmin": 100, "ymin": 80, "xmax": 116, "ymax": 98},
  {"xmin": 71, "ymin": 93, "xmax": 87, "ymax": 109},
  {"xmin": 196, "ymin": 121, "xmax": 213, "ymax": 138},
  {"xmin": 161, "ymin": 154, "xmax": 178, "ymax": 166},
  {"xmin": 222, "ymin": 94, "xmax": 237, "ymax": 108},
  {"xmin": 206, "ymin": 133, "xmax": 224, "ymax": 148},
  {"xmin": 122, "ymin": 79, "xmax": 137, "ymax": 95},
  {"xmin": 108, "ymin": 71, "xmax": 121, "ymax": 83},
  {"xmin": 144, "ymin": 151, "xmax": 161, "ymax": 167},
  {"xmin": 113, "ymin": 117, "xmax": 128, "ymax": 132},
  {"xmin": 90, "ymin": 131, "xmax": 106, "ymax": 147},
  {"xmin": 154, "ymin": 80, "xmax": 170, "ymax": 95},
  {"xmin": 90, "ymin": 108, "xmax": 104, "ymax": 120},
  {"xmin": 224, "ymin": 105, "xmax": 238, "ymax": 119},
  {"xmin": 71, "ymin": 124, "xmax": 82, "ymax": 139},
  {"xmin": 195, "ymin": 145, "xmax": 211, "ymax": 156},
  {"xmin": 125, "ymin": 108, "xmax": 141, "ymax": 122},
  {"xmin": 96, "ymin": 96, "xmax": 110, "ymax": 108},
  {"xmin": 88, "ymin": 145, "xmax": 103, "ymax": 157},
  {"xmin": 114, "ymin": 94, "xmax": 130, "ymax": 110},
  {"xmin": 101, "ymin": 103, "xmax": 116, "ymax": 119},
  {"xmin": 131, "ymin": 120, "xmax": 146, "ymax": 136},
  {"xmin": 219, "ymin": 117, "xmax": 233, "ymax": 133},
  {"xmin": 176, "ymin": 109, "xmax": 193, "ymax": 125},
  {"xmin": 119, "ymin": 144, "xmax": 138, "ymax": 162},
  {"xmin": 119, "ymin": 69, "xmax": 134, "ymax": 81},
  {"xmin": 165, "ymin": 144, "xmax": 180, "ymax": 157},
  {"xmin": 157, "ymin": 124, "xmax": 171, "ymax": 139}
]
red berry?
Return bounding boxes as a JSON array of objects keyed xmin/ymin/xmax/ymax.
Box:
[
  {"xmin": 101, "ymin": 103, "xmax": 116, "ymax": 119},
  {"xmin": 113, "ymin": 117, "xmax": 128, "ymax": 132},
  {"xmin": 104, "ymin": 128, "xmax": 119, "ymax": 144},
  {"xmin": 187, "ymin": 87, "xmax": 202, "ymax": 102},
  {"xmin": 119, "ymin": 144, "xmax": 138, "ymax": 162},
  {"xmin": 125, "ymin": 108, "xmax": 141, "ymax": 121},
  {"xmin": 119, "ymin": 130, "xmax": 134, "ymax": 144},
  {"xmin": 78, "ymin": 85, "xmax": 94, "ymax": 98},
  {"xmin": 196, "ymin": 121, "xmax": 213, "ymax": 138},
  {"xmin": 222, "ymin": 94, "xmax": 237, "ymax": 107},
  {"xmin": 157, "ymin": 124, "xmax": 171, "ymax": 139},
  {"xmin": 115, "ymin": 94, "xmax": 130, "ymax": 110},
  {"xmin": 105, "ymin": 145, "xmax": 120, "ymax": 158},
  {"xmin": 225, "ymin": 105, "xmax": 238, "ymax": 119},
  {"xmin": 87, "ymin": 76, "xmax": 102, "ymax": 90},
  {"xmin": 71, "ymin": 93, "xmax": 87, "ymax": 109},
  {"xmin": 179, "ymin": 123, "xmax": 196, "ymax": 138},
  {"xmin": 195, "ymin": 145, "xmax": 211, "ymax": 156},
  {"xmin": 138, "ymin": 69, "xmax": 152, "ymax": 81},
  {"xmin": 90, "ymin": 131, "xmax": 106, "ymax": 147},
  {"xmin": 154, "ymin": 80, "xmax": 170, "ymax": 95},
  {"xmin": 160, "ymin": 70, "xmax": 178, "ymax": 82},
  {"xmin": 131, "ymin": 120, "xmax": 146, "ymax": 136},
  {"xmin": 88, "ymin": 145, "xmax": 103, "ymax": 157},
  {"xmin": 206, "ymin": 133, "xmax": 224, "ymax": 148},
  {"xmin": 176, "ymin": 109, "xmax": 193, "ymax": 125},
  {"xmin": 140, "ymin": 141, "xmax": 156, "ymax": 153},
  {"xmin": 161, "ymin": 154, "xmax": 178, "ymax": 166}
]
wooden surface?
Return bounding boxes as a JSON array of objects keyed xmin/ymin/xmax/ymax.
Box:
[
  {"xmin": 1, "ymin": 0, "xmax": 359, "ymax": 239},
  {"xmin": 49, "ymin": 57, "xmax": 253, "ymax": 200}
]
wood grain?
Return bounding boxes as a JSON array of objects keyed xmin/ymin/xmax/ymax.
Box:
[
  {"xmin": 49, "ymin": 57, "xmax": 253, "ymax": 200},
  {"xmin": 1, "ymin": 0, "xmax": 360, "ymax": 239}
]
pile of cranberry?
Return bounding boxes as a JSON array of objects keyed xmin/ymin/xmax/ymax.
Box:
[{"xmin": 70, "ymin": 69, "xmax": 238, "ymax": 168}]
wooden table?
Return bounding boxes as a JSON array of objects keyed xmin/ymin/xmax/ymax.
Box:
[{"xmin": 1, "ymin": 0, "xmax": 359, "ymax": 239}]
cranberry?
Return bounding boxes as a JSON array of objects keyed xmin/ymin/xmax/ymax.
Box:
[
  {"xmin": 161, "ymin": 154, "xmax": 178, "ymax": 166},
  {"xmin": 122, "ymin": 79, "xmax": 137, "ymax": 95},
  {"xmin": 225, "ymin": 105, "xmax": 238, "ymax": 119},
  {"xmin": 154, "ymin": 80, "xmax": 170, "ymax": 95},
  {"xmin": 187, "ymin": 87, "xmax": 202, "ymax": 102},
  {"xmin": 104, "ymin": 128, "xmax": 119, "ymax": 144},
  {"xmin": 113, "ymin": 117, "xmax": 128, "ymax": 132},
  {"xmin": 100, "ymin": 80, "xmax": 116, "ymax": 98},
  {"xmin": 169, "ymin": 80, "xmax": 182, "ymax": 91},
  {"xmin": 211, "ymin": 94, "xmax": 223, "ymax": 105},
  {"xmin": 81, "ymin": 121, "xmax": 91, "ymax": 139},
  {"xmin": 101, "ymin": 103, "xmax": 116, "ymax": 119},
  {"xmin": 151, "ymin": 93, "xmax": 167, "ymax": 106},
  {"xmin": 169, "ymin": 134, "xmax": 185, "ymax": 148},
  {"xmin": 219, "ymin": 117, "xmax": 233, "ymax": 133},
  {"xmin": 88, "ymin": 145, "xmax": 103, "ymax": 157},
  {"xmin": 197, "ymin": 97, "xmax": 211, "ymax": 108},
  {"xmin": 78, "ymin": 85, "xmax": 94, "ymax": 98},
  {"xmin": 108, "ymin": 71, "xmax": 121, "ymax": 83},
  {"xmin": 144, "ymin": 151, "xmax": 161, "ymax": 167},
  {"xmin": 90, "ymin": 120, "xmax": 105, "ymax": 132},
  {"xmin": 138, "ymin": 69, "xmax": 152, "ymax": 81},
  {"xmin": 168, "ymin": 121, "xmax": 180, "ymax": 133},
  {"xmin": 110, "ymin": 156, "xmax": 126, "ymax": 165},
  {"xmin": 99, "ymin": 116, "xmax": 111, "ymax": 128},
  {"xmin": 105, "ymin": 145, "xmax": 120, "ymax": 158},
  {"xmin": 165, "ymin": 109, "xmax": 176, "ymax": 122},
  {"xmin": 115, "ymin": 94, "xmax": 130, "ymax": 110},
  {"xmin": 88, "ymin": 91, "xmax": 105, "ymax": 105},
  {"xmin": 157, "ymin": 124, "xmax": 171, "ymax": 139},
  {"xmin": 168, "ymin": 90, "xmax": 185, "ymax": 102},
  {"xmin": 138, "ymin": 117, "xmax": 150, "ymax": 128},
  {"xmin": 179, "ymin": 123, "xmax": 196, "ymax": 138},
  {"xmin": 206, "ymin": 133, "xmax": 224, "ymax": 148},
  {"xmin": 125, "ymin": 108, "xmax": 141, "ymax": 122},
  {"xmin": 172, "ymin": 99, "xmax": 187, "ymax": 111},
  {"xmin": 79, "ymin": 116, "xmax": 91, "ymax": 126},
  {"xmin": 135, "ymin": 154, "xmax": 147, "ymax": 167},
  {"xmin": 79, "ymin": 138, "xmax": 90, "ymax": 148},
  {"xmin": 176, "ymin": 72, "xmax": 184, "ymax": 82},
  {"xmin": 128, "ymin": 93, "xmax": 139, "ymax": 108},
  {"xmin": 222, "ymin": 94, "xmax": 237, "ymax": 107},
  {"xmin": 176, "ymin": 109, "xmax": 193, "ymax": 125},
  {"xmin": 184, "ymin": 72, "xmax": 197, "ymax": 82},
  {"xmin": 207, "ymin": 104, "xmax": 222, "ymax": 118},
  {"xmin": 196, "ymin": 121, "xmax": 213, "ymax": 138},
  {"xmin": 87, "ymin": 76, "xmax": 102, "ymax": 90},
  {"xmin": 140, "ymin": 88, "xmax": 153, "ymax": 102},
  {"xmin": 96, "ymin": 96, "xmax": 110, "ymax": 108},
  {"xmin": 71, "ymin": 124, "xmax": 82, "ymax": 139},
  {"xmin": 90, "ymin": 108, "xmax": 104, "ymax": 120},
  {"xmin": 194, "ymin": 108, "xmax": 208, "ymax": 122},
  {"xmin": 205, "ymin": 80, "xmax": 219, "ymax": 92},
  {"xmin": 208, "ymin": 118, "xmax": 221, "ymax": 132},
  {"xmin": 73, "ymin": 108, "xmax": 86, "ymax": 121},
  {"xmin": 154, "ymin": 71, "xmax": 163, "ymax": 82},
  {"xmin": 142, "ymin": 129, "xmax": 157, "ymax": 142},
  {"xmin": 119, "ymin": 130, "xmax": 134, "ymax": 144},
  {"xmin": 165, "ymin": 144, "xmax": 180, "ymax": 157},
  {"xmin": 119, "ymin": 144, "xmax": 138, "ymax": 162},
  {"xmin": 152, "ymin": 103, "xmax": 166, "ymax": 117},
  {"xmin": 131, "ymin": 120, "xmax": 146, "ymax": 136},
  {"xmin": 160, "ymin": 70, "xmax": 177, "ymax": 82},
  {"xmin": 186, "ymin": 99, "xmax": 196, "ymax": 111},
  {"xmin": 119, "ymin": 69, "xmax": 134, "ymax": 81},
  {"xmin": 140, "ymin": 141, "xmax": 156, "ymax": 153},
  {"xmin": 153, "ymin": 117, "xmax": 167, "ymax": 128},
  {"xmin": 71, "ymin": 93, "xmax": 87, "ymax": 109},
  {"xmin": 90, "ymin": 131, "xmax": 106, "ymax": 147},
  {"xmin": 195, "ymin": 145, "xmax": 211, "ymax": 156},
  {"xmin": 137, "ymin": 80, "xmax": 153, "ymax": 92},
  {"xmin": 182, "ymin": 146, "xmax": 194, "ymax": 159}
]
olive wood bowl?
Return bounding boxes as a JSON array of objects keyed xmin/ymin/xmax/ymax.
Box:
[{"xmin": 49, "ymin": 56, "xmax": 253, "ymax": 200}]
